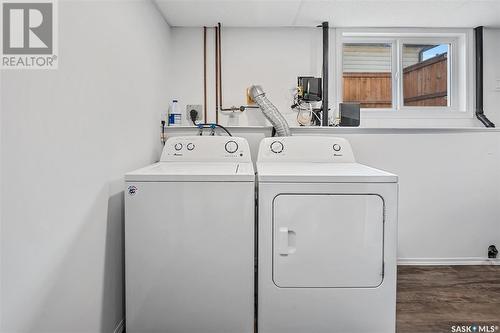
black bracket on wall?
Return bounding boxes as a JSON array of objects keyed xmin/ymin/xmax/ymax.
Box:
[{"xmin": 474, "ymin": 26, "xmax": 495, "ymax": 128}]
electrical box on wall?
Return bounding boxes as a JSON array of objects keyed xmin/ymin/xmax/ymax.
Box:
[
  {"xmin": 186, "ymin": 104, "xmax": 202, "ymax": 122},
  {"xmin": 297, "ymin": 77, "xmax": 322, "ymax": 102}
]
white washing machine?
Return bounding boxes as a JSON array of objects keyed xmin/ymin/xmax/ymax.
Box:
[
  {"xmin": 257, "ymin": 136, "xmax": 398, "ymax": 333},
  {"xmin": 125, "ymin": 136, "xmax": 255, "ymax": 333}
]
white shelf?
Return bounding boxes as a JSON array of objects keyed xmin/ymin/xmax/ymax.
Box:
[{"xmin": 164, "ymin": 125, "xmax": 500, "ymax": 134}]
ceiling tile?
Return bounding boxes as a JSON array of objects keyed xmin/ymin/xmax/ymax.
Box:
[
  {"xmin": 155, "ymin": 0, "xmax": 303, "ymax": 27},
  {"xmin": 154, "ymin": 0, "xmax": 500, "ymax": 28}
]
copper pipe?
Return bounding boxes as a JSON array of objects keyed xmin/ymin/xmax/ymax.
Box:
[
  {"xmin": 215, "ymin": 22, "xmax": 255, "ymax": 114},
  {"xmin": 216, "ymin": 23, "xmax": 253, "ymax": 113},
  {"xmin": 203, "ymin": 27, "xmax": 207, "ymax": 122},
  {"xmin": 218, "ymin": 23, "xmax": 238, "ymax": 112},
  {"xmin": 214, "ymin": 25, "xmax": 219, "ymax": 124}
]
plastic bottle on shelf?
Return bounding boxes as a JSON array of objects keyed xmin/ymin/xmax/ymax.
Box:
[{"xmin": 168, "ymin": 100, "xmax": 182, "ymax": 126}]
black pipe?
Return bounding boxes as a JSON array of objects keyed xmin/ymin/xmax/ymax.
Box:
[
  {"xmin": 215, "ymin": 25, "xmax": 219, "ymax": 124},
  {"xmin": 321, "ymin": 22, "xmax": 329, "ymax": 126},
  {"xmin": 218, "ymin": 22, "xmax": 223, "ymax": 109},
  {"xmin": 203, "ymin": 27, "xmax": 207, "ymax": 122},
  {"xmin": 474, "ymin": 26, "xmax": 495, "ymax": 127}
]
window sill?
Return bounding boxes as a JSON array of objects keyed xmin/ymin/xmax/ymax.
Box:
[
  {"xmin": 289, "ymin": 127, "xmax": 500, "ymax": 133},
  {"xmin": 359, "ymin": 110, "xmax": 474, "ymax": 119}
]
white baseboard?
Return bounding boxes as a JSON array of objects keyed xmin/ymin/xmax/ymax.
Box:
[
  {"xmin": 398, "ymin": 257, "xmax": 500, "ymax": 265},
  {"xmin": 113, "ymin": 319, "xmax": 124, "ymax": 333}
]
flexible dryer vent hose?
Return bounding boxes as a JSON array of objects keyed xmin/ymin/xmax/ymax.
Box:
[{"xmin": 249, "ymin": 85, "xmax": 291, "ymax": 137}]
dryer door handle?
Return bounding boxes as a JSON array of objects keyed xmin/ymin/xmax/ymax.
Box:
[{"xmin": 278, "ymin": 227, "xmax": 289, "ymax": 255}]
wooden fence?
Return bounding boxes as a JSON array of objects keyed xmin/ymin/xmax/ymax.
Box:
[
  {"xmin": 343, "ymin": 54, "xmax": 447, "ymax": 108},
  {"xmin": 403, "ymin": 54, "xmax": 447, "ymax": 106},
  {"xmin": 343, "ymin": 72, "xmax": 392, "ymax": 108}
]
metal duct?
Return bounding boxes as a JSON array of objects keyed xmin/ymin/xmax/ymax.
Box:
[{"xmin": 249, "ymin": 85, "xmax": 291, "ymax": 137}]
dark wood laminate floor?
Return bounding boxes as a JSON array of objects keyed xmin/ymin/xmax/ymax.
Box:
[{"xmin": 397, "ymin": 265, "xmax": 500, "ymax": 333}]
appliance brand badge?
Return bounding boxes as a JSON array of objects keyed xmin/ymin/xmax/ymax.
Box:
[
  {"xmin": 128, "ymin": 185, "xmax": 137, "ymax": 196},
  {"xmin": 1, "ymin": 0, "xmax": 58, "ymax": 69}
]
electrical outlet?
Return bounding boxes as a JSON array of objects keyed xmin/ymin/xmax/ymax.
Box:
[
  {"xmin": 161, "ymin": 111, "xmax": 168, "ymax": 123},
  {"xmin": 186, "ymin": 104, "xmax": 202, "ymax": 122}
]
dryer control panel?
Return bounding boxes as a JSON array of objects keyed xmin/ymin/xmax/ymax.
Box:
[
  {"xmin": 161, "ymin": 136, "xmax": 251, "ymax": 162},
  {"xmin": 257, "ymin": 136, "xmax": 355, "ymax": 163}
]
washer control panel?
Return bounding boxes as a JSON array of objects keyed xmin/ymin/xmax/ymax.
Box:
[
  {"xmin": 258, "ymin": 136, "xmax": 355, "ymax": 163},
  {"xmin": 161, "ymin": 136, "xmax": 251, "ymax": 162}
]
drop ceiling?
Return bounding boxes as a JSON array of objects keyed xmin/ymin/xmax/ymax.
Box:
[{"xmin": 154, "ymin": 0, "xmax": 500, "ymax": 28}]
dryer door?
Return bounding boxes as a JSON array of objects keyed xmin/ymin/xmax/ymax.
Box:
[{"xmin": 273, "ymin": 194, "xmax": 384, "ymax": 288}]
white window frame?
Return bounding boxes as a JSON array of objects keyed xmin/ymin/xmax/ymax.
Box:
[{"xmin": 335, "ymin": 28, "xmax": 474, "ymax": 119}]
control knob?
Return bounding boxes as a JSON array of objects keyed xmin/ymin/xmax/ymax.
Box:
[
  {"xmin": 270, "ymin": 141, "xmax": 284, "ymax": 154},
  {"xmin": 174, "ymin": 143, "xmax": 183, "ymax": 151},
  {"xmin": 187, "ymin": 143, "xmax": 195, "ymax": 151},
  {"xmin": 333, "ymin": 144, "xmax": 341, "ymax": 152},
  {"xmin": 225, "ymin": 140, "xmax": 239, "ymax": 154}
]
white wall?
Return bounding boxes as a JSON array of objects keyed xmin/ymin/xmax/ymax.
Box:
[
  {"xmin": 171, "ymin": 27, "xmax": 482, "ymax": 128},
  {"xmin": 337, "ymin": 130, "xmax": 500, "ymax": 263},
  {"xmin": 0, "ymin": 1, "xmax": 171, "ymax": 332},
  {"xmin": 170, "ymin": 27, "xmax": 325, "ymax": 127}
]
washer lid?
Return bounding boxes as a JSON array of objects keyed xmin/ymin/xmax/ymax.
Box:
[
  {"xmin": 125, "ymin": 162, "xmax": 255, "ymax": 182},
  {"xmin": 257, "ymin": 162, "xmax": 397, "ymax": 183}
]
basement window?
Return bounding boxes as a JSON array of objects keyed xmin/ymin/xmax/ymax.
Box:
[
  {"xmin": 336, "ymin": 29, "xmax": 473, "ymax": 118},
  {"xmin": 402, "ymin": 44, "xmax": 449, "ymax": 107},
  {"xmin": 342, "ymin": 43, "xmax": 393, "ymax": 109}
]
